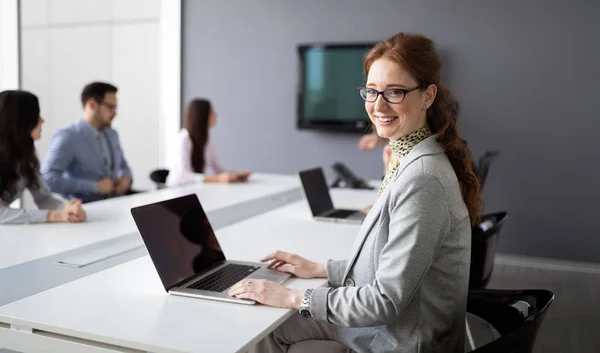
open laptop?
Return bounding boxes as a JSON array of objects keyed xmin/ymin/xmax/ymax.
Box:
[
  {"xmin": 298, "ymin": 167, "xmax": 366, "ymax": 224},
  {"xmin": 130, "ymin": 194, "xmax": 290, "ymax": 305}
]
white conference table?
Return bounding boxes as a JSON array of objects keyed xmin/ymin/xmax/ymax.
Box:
[
  {"xmin": 0, "ymin": 187, "xmax": 379, "ymax": 353},
  {"xmin": 0, "ymin": 173, "xmax": 300, "ymax": 270}
]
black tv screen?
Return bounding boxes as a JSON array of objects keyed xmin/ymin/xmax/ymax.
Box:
[{"xmin": 297, "ymin": 43, "xmax": 375, "ymax": 133}]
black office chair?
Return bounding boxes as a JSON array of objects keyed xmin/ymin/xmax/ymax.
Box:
[
  {"xmin": 470, "ymin": 212, "xmax": 508, "ymax": 289},
  {"xmin": 472, "ymin": 151, "xmax": 500, "ymax": 191},
  {"xmin": 466, "ymin": 289, "xmax": 554, "ymax": 352},
  {"xmin": 149, "ymin": 169, "xmax": 169, "ymax": 189}
]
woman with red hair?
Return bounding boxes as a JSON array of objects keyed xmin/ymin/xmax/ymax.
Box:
[{"xmin": 229, "ymin": 32, "xmax": 482, "ymax": 353}]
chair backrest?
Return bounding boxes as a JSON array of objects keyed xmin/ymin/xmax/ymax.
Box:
[
  {"xmin": 476, "ymin": 151, "xmax": 499, "ymax": 191},
  {"xmin": 470, "ymin": 212, "xmax": 508, "ymax": 289},
  {"xmin": 149, "ymin": 169, "xmax": 170, "ymax": 189},
  {"xmin": 468, "ymin": 289, "xmax": 554, "ymax": 353}
]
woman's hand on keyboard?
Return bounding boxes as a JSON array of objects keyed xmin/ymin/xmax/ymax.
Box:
[
  {"xmin": 261, "ymin": 251, "xmax": 326, "ymax": 279},
  {"xmin": 228, "ymin": 279, "xmax": 304, "ymax": 309}
]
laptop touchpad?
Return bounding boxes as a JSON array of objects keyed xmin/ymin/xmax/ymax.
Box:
[{"xmin": 248, "ymin": 268, "xmax": 291, "ymax": 282}]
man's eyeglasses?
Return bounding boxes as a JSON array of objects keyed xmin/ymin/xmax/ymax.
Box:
[
  {"xmin": 357, "ymin": 86, "xmax": 423, "ymax": 104},
  {"xmin": 99, "ymin": 101, "xmax": 118, "ymax": 111}
]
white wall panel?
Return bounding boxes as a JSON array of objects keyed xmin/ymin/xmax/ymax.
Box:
[
  {"xmin": 21, "ymin": 29, "xmax": 52, "ymax": 157},
  {"xmin": 49, "ymin": 0, "xmax": 112, "ymax": 25},
  {"xmin": 112, "ymin": 0, "xmax": 160, "ymax": 21},
  {"xmin": 158, "ymin": 0, "xmax": 181, "ymax": 169},
  {"xmin": 111, "ymin": 23, "xmax": 160, "ymax": 190},
  {"xmin": 0, "ymin": 0, "xmax": 19, "ymax": 91},
  {"xmin": 1, "ymin": 0, "xmax": 21, "ymax": 207},
  {"xmin": 20, "ymin": 0, "xmax": 48, "ymax": 27},
  {"xmin": 43, "ymin": 25, "xmax": 112, "ymax": 163}
]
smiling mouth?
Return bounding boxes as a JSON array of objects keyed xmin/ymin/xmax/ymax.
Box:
[{"xmin": 375, "ymin": 116, "xmax": 398, "ymax": 125}]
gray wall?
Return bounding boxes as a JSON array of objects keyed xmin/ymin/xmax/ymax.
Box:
[{"xmin": 183, "ymin": 0, "xmax": 600, "ymax": 263}]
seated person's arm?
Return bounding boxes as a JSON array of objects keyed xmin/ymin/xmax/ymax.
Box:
[
  {"xmin": 204, "ymin": 140, "xmax": 225, "ymax": 174},
  {"xmin": 46, "ymin": 199, "xmax": 86, "ymax": 223},
  {"xmin": 325, "ymin": 259, "xmax": 349, "ymax": 288},
  {"xmin": 112, "ymin": 133, "xmax": 133, "ymax": 194},
  {"xmin": 31, "ymin": 172, "xmax": 86, "ymax": 222},
  {"xmin": 166, "ymin": 130, "xmax": 198, "ymax": 186},
  {"xmin": 41, "ymin": 130, "xmax": 98, "ymax": 196},
  {"xmin": 30, "ymin": 171, "xmax": 65, "ymax": 210},
  {"xmin": 203, "ymin": 173, "xmax": 237, "ymax": 183},
  {"xmin": 358, "ymin": 131, "xmax": 386, "ymax": 151},
  {"xmin": 0, "ymin": 202, "xmax": 53, "ymax": 224},
  {"xmin": 114, "ymin": 131, "xmax": 133, "ymax": 181},
  {"xmin": 202, "ymin": 142, "xmax": 251, "ymax": 183},
  {"xmin": 0, "ymin": 198, "xmax": 85, "ymax": 224},
  {"xmin": 203, "ymin": 171, "xmax": 251, "ymax": 183}
]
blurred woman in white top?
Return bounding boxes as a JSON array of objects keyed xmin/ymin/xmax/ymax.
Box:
[{"xmin": 166, "ymin": 98, "xmax": 251, "ymax": 187}]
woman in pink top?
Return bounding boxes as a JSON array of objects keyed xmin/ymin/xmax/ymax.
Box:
[{"xmin": 167, "ymin": 99, "xmax": 251, "ymax": 186}]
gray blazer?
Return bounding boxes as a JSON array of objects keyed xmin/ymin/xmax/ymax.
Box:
[
  {"xmin": 0, "ymin": 172, "xmax": 64, "ymax": 224},
  {"xmin": 310, "ymin": 135, "xmax": 471, "ymax": 353}
]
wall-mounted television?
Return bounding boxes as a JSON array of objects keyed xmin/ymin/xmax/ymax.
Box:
[{"xmin": 297, "ymin": 43, "xmax": 376, "ymax": 133}]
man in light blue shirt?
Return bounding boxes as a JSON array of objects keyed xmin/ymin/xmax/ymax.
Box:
[{"xmin": 42, "ymin": 82, "xmax": 133, "ymax": 203}]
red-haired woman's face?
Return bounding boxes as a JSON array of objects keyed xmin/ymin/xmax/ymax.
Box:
[{"xmin": 365, "ymin": 58, "xmax": 435, "ymax": 141}]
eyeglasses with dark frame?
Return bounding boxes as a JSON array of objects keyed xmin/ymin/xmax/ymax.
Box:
[
  {"xmin": 357, "ymin": 85, "xmax": 423, "ymax": 104},
  {"xmin": 98, "ymin": 101, "xmax": 118, "ymax": 111}
]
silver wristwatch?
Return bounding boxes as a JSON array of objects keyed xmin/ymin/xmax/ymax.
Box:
[{"xmin": 299, "ymin": 288, "xmax": 314, "ymax": 319}]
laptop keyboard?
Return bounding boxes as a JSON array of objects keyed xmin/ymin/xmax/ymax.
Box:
[
  {"xmin": 327, "ymin": 209, "xmax": 357, "ymax": 218},
  {"xmin": 188, "ymin": 264, "xmax": 261, "ymax": 293}
]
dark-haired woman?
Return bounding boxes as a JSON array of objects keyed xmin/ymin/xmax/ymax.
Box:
[
  {"xmin": 0, "ymin": 90, "xmax": 86, "ymax": 224},
  {"xmin": 167, "ymin": 99, "xmax": 251, "ymax": 186},
  {"xmin": 228, "ymin": 32, "xmax": 482, "ymax": 353}
]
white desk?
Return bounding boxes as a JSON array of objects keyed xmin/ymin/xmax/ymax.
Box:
[
  {"xmin": 0, "ymin": 188, "xmax": 378, "ymax": 353},
  {"xmin": 0, "ymin": 174, "xmax": 299, "ymax": 270}
]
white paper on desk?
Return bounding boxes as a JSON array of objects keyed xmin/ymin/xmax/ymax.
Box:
[{"xmin": 55, "ymin": 237, "xmax": 143, "ymax": 268}]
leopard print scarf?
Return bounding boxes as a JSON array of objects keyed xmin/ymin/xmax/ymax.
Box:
[{"xmin": 378, "ymin": 125, "xmax": 432, "ymax": 196}]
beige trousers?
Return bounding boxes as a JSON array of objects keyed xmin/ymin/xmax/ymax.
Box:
[{"xmin": 248, "ymin": 313, "xmax": 350, "ymax": 353}]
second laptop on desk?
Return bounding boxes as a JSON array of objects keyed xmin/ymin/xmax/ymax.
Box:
[
  {"xmin": 298, "ymin": 167, "xmax": 366, "ymax": 224},
  {"xmin": 130, "ymin": 194, "xmax": 290, "ymax": 305}
]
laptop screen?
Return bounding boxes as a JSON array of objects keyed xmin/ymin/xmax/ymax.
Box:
[
  {"xmin": 298, "ymin": 167, "xmax": 335, "ymax": 216},
  {"xmin": 131, "ymin": 194, "xmax": 226, "ymax": 291}
]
